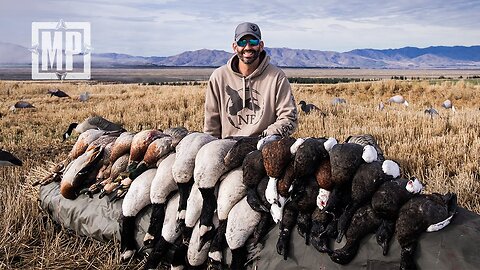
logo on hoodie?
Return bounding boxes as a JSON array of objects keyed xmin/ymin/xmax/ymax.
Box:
[{"xmin": 225, "ymin": 85, "xmax": 264, "ymax": 129}]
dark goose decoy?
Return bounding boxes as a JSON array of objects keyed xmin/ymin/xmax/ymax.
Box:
[
  {"xmin": 298, "ymin": 100, "xmax": 321, "ymax": 114},
  {"xmin": 0, "ymin": 149, "xmax": 22, "ymax": 166},
  {"xmin": 9, "ymin": 101, "xmax": 35, "ymax": 111},
  {"xmin": 63, "ymin": 115, "xmax": 126, "ymax": 141},
  {"xmin": 48, "ymin": 88, "xmax": 69, "ymax": 98}
]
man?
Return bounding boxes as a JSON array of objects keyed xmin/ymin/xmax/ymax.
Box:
[{"xmin": 204, "ymin": 22, "xmax": 298, "ymax": 138}]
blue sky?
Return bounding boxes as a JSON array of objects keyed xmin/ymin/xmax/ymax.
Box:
[{"xmin": 1, "ymin": 0, "xmax": 479, "ymax": 56}]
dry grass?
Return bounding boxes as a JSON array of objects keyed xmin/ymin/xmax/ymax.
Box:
[{"xmin": 1, "ymin": 78, "xmax": 480, "ymax": 268}]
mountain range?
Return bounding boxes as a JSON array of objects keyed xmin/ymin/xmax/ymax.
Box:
[{"xmin": 1, "ymin": 42, "xmax": 479, "ymax": 69}]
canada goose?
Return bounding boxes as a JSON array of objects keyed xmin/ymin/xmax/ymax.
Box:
[
  {"xmin": 144, "ymin": 192, "xmax": 181, "ymax": 270},
  {"xmin": 60, "ymin": 145, "xmax": 104, "ymax": 199},
  {"xmin": 330, "ymin": 204, "xmax": 383, "ymax": 265},
  {"xmin": 396, "ymin": 192, "xmax": 457, "ymax": 270},
  {"xmin": 172, "ymin": 132, "xmax": 216, "ymax": 232},
  {"xmin": 224, "ymin": 136, "xmax": 260, "ymax": 171},
  {"xmin": 336, "ymin": 160, "xmax": 400, "ymax": 243},
  {"xmin": 129, "ymin": 136, "xmax": 173, "ymax": 179},
  {"xmin": 387, "ymin": 95, "xmax": 409, "ymax": 106},
  {"xmin": 0, "ymin": 149, "xmax": 22, "ymax": 166},
  {"xmin": 298, "ymin": 100, "xmax": 321, "ymax": 114},
  {"xmin": 208, "ymin": 168, "xmax": 246, "ymax": 268},
  {"xmin": 194, "ymin": 139, "xmax": 236, "ymax": 247},
  {"xmin": 63, "ymin": 116, "xmax": 125, "ymax": 141},
  {"xmin": 183, "ymin": 182, "xmax": 204, "ymax": 246},
  {"xmin": 143, "ymin": 153, "xmax": 178, "ymax": 247},
  {"xmin": 9, "ymin": 101, "xmax": 34, "ymax": 111},
  {"xmin": 225, "ymin": 196, "xmax": 262, "ymax": 270},
  {"xmin": 120, "ymin": 168, "xmax": 157, "ymax": 261},
  {"xmin": 48, "ymin": 88, "xmax": 69, "ymax": 98}
]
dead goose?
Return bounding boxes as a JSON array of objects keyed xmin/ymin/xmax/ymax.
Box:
[
  {"xmin": 345, "ymin": 134, "xmax": 385, "ymax": 162},
  {"xmin": 163, "ymin": 126, "xmax": 189, "ymax": 148},
  {"xmin": 242, "ymin": 150, "xmax": 268, "ymax": 212},
  {"xmin": 224, "ymin": 136, "xmax": 260, "ymax": 171}
]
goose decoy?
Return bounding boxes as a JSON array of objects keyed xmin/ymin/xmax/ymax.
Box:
[
  {"xmin": 63, "ymin": 115, "xmax": 126, "ymax": 141},
  {"xmin": 331, "ymin": 97, "xmax": 346, "ymax": 105},
  {"xmin": 387, "ymin": 95, "xmax": 409, "ymax": 106},
  {"xmin": 298, "ymin": 100, "xmax": 321, "ymax": 114},
  {"xmin": 48, "ymin": 88, "xmax": 69, "ymax": 98},
  {"xmin": 396, "ymin": 192, "xmax": 457, "ymax": 270},
  {"xmin": 424, "ymin": 107, "xmax": 439, "ymax": 118},
  {"xmin": 9, "ymin": 101, "xmax": 34, "ymax": 111},
  {"xmin": 0, "ymin": 149, "xmax": 22, "ymax": 166},
  {"xmin": 441, "ymin": 99, "xmax": 456, "ymax": 112},
  {"xmin": 79, "ymin": 92, "xmax": 90, "ymax": 102}
]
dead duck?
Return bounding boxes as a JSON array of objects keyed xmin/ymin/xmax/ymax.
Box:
[
  {"xmin": 194, "ymin": 139, "xmax": 236, "ymax": 248},
  {"xmin": 208, "ymin": 168, "xmax": 246, "ymax": 268},
  {"xmin": 262, "ymin": 137, "xmax": 296, "ymax": 207},
  {"xmin": 396, "ymin": 192, "xmax": 457, "ymax": 270},
  {"xmin": 330, "ymin": 204, "xmax": 383, "ymax": 265},
  {"xmin": 127, "ymin": 129, "xmax": 165, "ymax": 173},
  {"xmin": 336, "ymin": 159, "xmax": 400, "ymax": 243},
  {"xmin": 242, "ymin": 150, "xmax": 268, "ymax": 212},
  {"xmin": 60, "ymin": 145, "xmax": 104, "ymax": 199},
  {"xmin": 345, "ymin": 134, "xmax": 385, "ymax": 161},
  {"xmin": 120, "ymin": 168, "xmax": 157, "ymax": 261},
  {"xmin": 372, "ymin": 177, "xmax": 424, "ymax": 255},
  {"xmin": 129, "ymin": 136, "xmax": 173, "ymax": 179},
  {"xmin": 163, "ymin": 126, "xmax": 189, "ymax": 148},
  {"xmin": 172, "ymin": 132, "xmax": 216, "ymax": 233},
  {"xmin": 63, "ymin": 115, "xmax": 125, "ymax": 141},
  {"xmin": 225, "ymin": 196, "xmax": 262, "ymax": 270},
  {"xmin": 224, "ymin": 136, "xmax": 260, "ymax": 171},
  {"xmin": 0, "ymin": 149, "xmax": 22, "ymax": 166},
  {"xmin": 143, "ymin": 153, "xmax": 178, "ymax": 247}
]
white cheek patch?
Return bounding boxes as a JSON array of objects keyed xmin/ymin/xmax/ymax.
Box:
[
  {"xmin": 427, "ymin": 214, "xmax": 454, "ymax": 232},
  {"xmin": 290, "ymin": 138, "xmax": 306, "ymax": 155},
  {"xmin": 317, "ymin": 188, "xmax": 331, "ymax": 210},
  {"xmin": 324, "ymin": 137, "xmax": 338, "ymax": 152},
  {"xmin": 362, "ymin": 145, "xmax": 378, "ymax": 163},
  {"xmin": 382, "ymin": 160, "xmax": 400, "ymax": 178}
]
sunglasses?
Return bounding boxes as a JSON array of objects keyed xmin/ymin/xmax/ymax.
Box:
[{"xmin": 236, "ymin": 39, "xmax": 260, "ymax": 47}]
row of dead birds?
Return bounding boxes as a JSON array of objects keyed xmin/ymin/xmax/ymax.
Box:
[
  {"xmin": 35, "ymin": 115, "xmax": 458, "ymax": 270},
  {"xmin": 8, "ymin": 89, "xmax": 90, "ymax": 111}
]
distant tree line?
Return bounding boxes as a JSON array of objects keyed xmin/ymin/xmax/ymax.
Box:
[{"xmin": 288, "ymin": 77, "xmax": 376, "ymax": 84}]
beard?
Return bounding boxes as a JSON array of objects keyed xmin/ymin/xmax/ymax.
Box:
[{"xmin": 237, "ymin": 48, "xmax": 260, "ymax": 65}]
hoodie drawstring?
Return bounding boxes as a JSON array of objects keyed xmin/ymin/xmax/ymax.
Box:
[{"xmin": 242, "ymin": 77, "xmax": 246, "ymax": 108}]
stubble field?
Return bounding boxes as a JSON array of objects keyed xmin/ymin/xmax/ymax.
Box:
[{"xmin": 1, "ymin": 78, "xmax": 480, "ymax": 269}]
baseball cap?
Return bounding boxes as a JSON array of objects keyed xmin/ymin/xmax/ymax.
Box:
[{"xmin": 234, "ymin": 22, "xmax": 261, "ymax": 42}]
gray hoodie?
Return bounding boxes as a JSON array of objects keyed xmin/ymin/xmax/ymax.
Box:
[{"xmin": 204, "ymin": 51, "xmax": 298, "ymax": 138}]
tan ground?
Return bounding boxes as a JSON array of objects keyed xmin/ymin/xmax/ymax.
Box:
[{"xmin": 1, "ymin": 78, "xmax": 479, "ymax": 268}]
